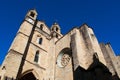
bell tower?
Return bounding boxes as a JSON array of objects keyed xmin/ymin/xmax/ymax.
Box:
[
  {"xmin": 0, "ymin": 9, "xmax": 38, "ymax": 80},
  {"xmin": 25, "ymin": 9, "xmax": 37, "ymax": 23},
  {"xmin": 0, "ymin": 9, "xmax": 120, "ymax": 80},
  {"xmin": 51, "ymin": 22, "xmax": 63, "ymax": 39}
]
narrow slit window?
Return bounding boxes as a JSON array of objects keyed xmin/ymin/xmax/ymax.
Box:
[
  {"xmin": 56, "ymin": 27, "xmax": 58, "ymax": 31},
  {"xmin": 39, "ymin": 38, "xmax": 43, "ymax": 44},
  {"xmin": 37, "ymin": 37, "xmax": 43, "ymax": 45},
  {"xmin": 34, "ymin": 51, "xmax": 39, "ymax": 63}
]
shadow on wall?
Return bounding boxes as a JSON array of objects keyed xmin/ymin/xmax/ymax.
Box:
[{"xmin": 74, "ymin": 54, "xmax": 120, "ymax": 80}]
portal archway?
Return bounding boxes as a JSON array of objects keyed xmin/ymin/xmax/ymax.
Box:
[{"xmin": 20, "ymin": 72, "xmax": 36, "ymax": 80}]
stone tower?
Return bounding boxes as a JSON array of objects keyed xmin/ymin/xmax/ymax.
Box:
[{"xmin": 0, "ymin": 9, "xmax": 120, "ymax": 80}]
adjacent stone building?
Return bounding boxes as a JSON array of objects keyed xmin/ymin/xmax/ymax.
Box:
[{"xmin": 0, "ymin": 9, "xmax": 120, "ymax": 80}]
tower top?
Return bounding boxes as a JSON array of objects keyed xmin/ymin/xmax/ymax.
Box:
[
  {"xmin": 50, "ymin": 22, "xmax": 62, "ymax": 39},
  {"xmin": 25, "ymin": 9, "xmax": 38, "ymax": 20},
  {"xmin": 51, "ymin": 22, "xmax": 61, "ymax": 33}
]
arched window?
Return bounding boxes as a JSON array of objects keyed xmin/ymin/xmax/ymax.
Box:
[
  {"xmin": 37, "ymin": 37, "xmax": 43, "ymax": 45},
  {"xmin": 39, "ymin": 38, "xmax": 42, "ymax": 44},
  {"xmin": 57, "ymin": 48, "xmax": 71, "ymax": 68},
  {"xmin": 34, "ymin": 51, "xmax": 39, "ymax": 63},
  {"xmin": 30, "ymin": 12, "xmax": 35, "ymax": 17},
  {"xmin": 56, "ymin": 27, "xmax": 58, "ymax": 32},
  {"xmin": 40, "ymin": 24, "xmax": 43, "ymax": 30}
]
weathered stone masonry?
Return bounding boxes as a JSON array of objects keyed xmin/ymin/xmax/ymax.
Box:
[{"xmin": 0, "ymin": 9, "xmax": 120, "ymax": 80}]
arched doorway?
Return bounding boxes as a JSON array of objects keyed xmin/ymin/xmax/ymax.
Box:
[{"xmin": 20, "ymin": 72, "xmax": 36, "ymax": 80}]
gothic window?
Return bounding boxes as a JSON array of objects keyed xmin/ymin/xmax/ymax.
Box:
[
  {"xmin": 61, "ymin": 53, "xmax": 71, "ymax": 67},
  {"xmin": 39, "ymin": 38, "xmax": 43, "ymax": 44},
  {"xmin": 57, "ymin": 48, "xmax": 71, "ymax": 68},
  {"xmin": 37, "ymin": 37, "xmax": 43, "ymax": 45},
  {"xmin": 56, "ymin": 27, "xmax": 58, "ymax": 32},
  {"xmin": 34, "ymin": 51, "xmax": 39, "ymax": 63},
  {"xmin": 30, "ymin": 12, "xmax": 35, "ymax": 17},
  {"xmin": 40, "ymin": 24, "xmax": 43, "ymax": 30}
]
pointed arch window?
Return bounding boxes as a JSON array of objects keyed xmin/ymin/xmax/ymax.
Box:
[
  {"xmin": 39, "ymin": 38, "xmax": 43, "ymax": 44},
  {"xmin": 34, "ymin": 51, "xmax": 39, "ymax": 63},
  {"xmin": 37, "ymin": 37, "xmax": 43, "ymax": 45},
  {"xmin": 56, "ymin": 27, "xmax": 58, "ymax": 32},
  {"xmin": 30, "ymin": 12, "xmax": 35, "ymax": 17}
]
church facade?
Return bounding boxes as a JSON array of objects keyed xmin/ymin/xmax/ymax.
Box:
[{"xmin": 0, "ymin": 9, "xmax": 120, "ymax": 80}]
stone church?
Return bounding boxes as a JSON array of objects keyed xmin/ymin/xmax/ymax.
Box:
[{"xmin": 0, "ymin": 9, "xmax": 120, "ymax": 80}]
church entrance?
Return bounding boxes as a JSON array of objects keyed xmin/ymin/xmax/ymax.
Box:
[{"xmin": 20, "ymin": 72, "xmax": 36, "ymax": 80}]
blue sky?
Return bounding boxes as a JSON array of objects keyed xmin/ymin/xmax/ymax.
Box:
[{"xmin": 0, "ymin": 0, "xmax": 120, "ymax": 65}]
